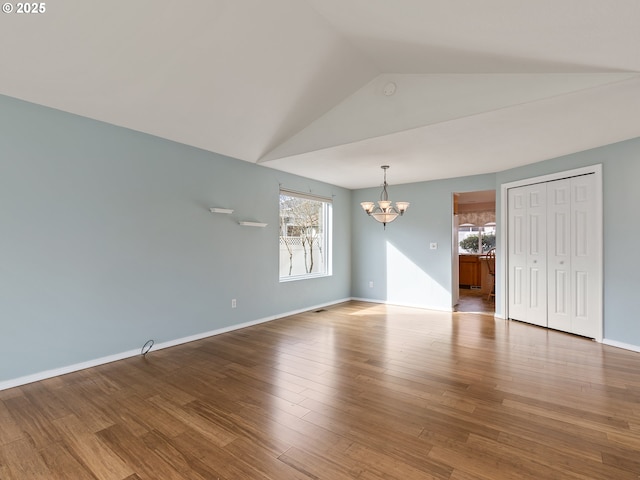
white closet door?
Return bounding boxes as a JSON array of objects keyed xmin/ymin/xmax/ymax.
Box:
[
  {"xmin": 525, "ymin": 184, "xmax": 548, "ymax": 327},
  {"xmin": 547, "ymin": 179, "xmax": 572, "ymax": 332},
  {"xmin": 508, "ymin": 187, "xmax": 528, "ymax": 322},
  {"xmin": 548, "ymin": 175, "xmax": 599, "ymax": 337},
  {"xmin": 508, "ymin": 184, "xmax": 547, "ymax": 327},
  {"xmin": 570, "ymin": 174, "xmax": 599, "ymax": 337},
  {"xmin": 509, "ymin": 173, "xmax": 600, "ymax": 338},
  {"xmin": 505, "ymin": 167, "xmax": 602, "ymax": 340}
]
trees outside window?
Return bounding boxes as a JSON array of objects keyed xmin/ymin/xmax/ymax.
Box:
[
  {"xmin": 279, "ymin": 191, "xmax": 331, "ymax": 280},
  {"xmin": 459, "ymin": 225, "xmax": 496, "ymax": 254}
]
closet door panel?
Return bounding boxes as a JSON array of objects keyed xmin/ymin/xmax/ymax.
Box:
[
  {"xmin": 570, "ymin": 174, "xmax": 598, "ymax": 337},
  {"xmin": 548, "ymin": 180, "xmax": 571, "ymax": 332},
  {"xmin": 526, "ymin": 184, "xmax": 547, "ymax": 327},
  {"xmin": 508, "ymin": 187, "xmax": 528, "ymax": 322},
  {"xmin": 508, "ymin": 184, "xmax": 547, "ymax": 327}
]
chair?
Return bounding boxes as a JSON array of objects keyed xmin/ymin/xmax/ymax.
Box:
[{"xmin": 485, "ymin": 248, "xmax": 496, "ymax": 301}]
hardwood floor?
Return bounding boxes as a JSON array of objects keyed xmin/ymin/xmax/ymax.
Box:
[
  {"xmin": 455, "ymin": 289, "xmax": 495, "ymax": 315},
  {"xmin": 1, "ymin": 301, "xmax": 640, "ymax": 479}
]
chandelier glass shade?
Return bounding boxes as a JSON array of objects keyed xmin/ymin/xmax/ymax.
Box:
[{"xmin": 360, "ymin": 165, "xmax": 409, "ymax": 228}]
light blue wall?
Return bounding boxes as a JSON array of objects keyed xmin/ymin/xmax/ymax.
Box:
[
  {"xmin": 0, "ymin": 95, "xmax": 351, "ymax": 383},
  {"xmin": 351, "ymin": 174, "xmax": 496, "ymax": 310},
  {"xmin": 495, "ymin": 138, "xmax": 640, "ymax": 346}
]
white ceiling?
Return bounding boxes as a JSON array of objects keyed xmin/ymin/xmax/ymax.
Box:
[{"xmin": 1, "ymin": 0, "xmax": 639, "ymax": 189}]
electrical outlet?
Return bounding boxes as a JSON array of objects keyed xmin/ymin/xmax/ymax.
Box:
[
  {"xmin": 231, "ymin": 299, "xmax": 237, "ymax": 308},
  {"xmin": 430, "ymin": 242, "xmax": 438, "ymax": 250},
  {"xmin": 369, "ymin": 281, "xmax": 374, "ymax": 288}
]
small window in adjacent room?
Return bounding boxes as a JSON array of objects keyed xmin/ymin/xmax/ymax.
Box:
[
  {"xmin": 458, "ymin": 223, "xmax": 496, "ymax": 254},
  {"xmin": 279, "ymin": 190, "xmax": 332, "ymax": 280}
]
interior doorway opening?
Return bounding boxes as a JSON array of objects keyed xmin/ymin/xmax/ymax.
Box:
[{"xmin": 452, "ymin": 190, "xmax": 496, "ymax": 315}]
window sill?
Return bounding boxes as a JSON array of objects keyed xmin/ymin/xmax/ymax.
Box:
[{"xmin": 279, "ymin": 273, "xmax": 332, "ymax": 283}]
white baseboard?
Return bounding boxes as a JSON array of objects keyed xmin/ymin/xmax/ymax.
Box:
[
  {"xmin": 0, "ymin": 298, "xmax": 351, "ymax": 392},
  {"xmin": 0, "ymin": 349, "xmax": 142, "ymax": 392},
  {"xmin": 602, "ymin": 338, "xmax": 640, "ymax": 353}
]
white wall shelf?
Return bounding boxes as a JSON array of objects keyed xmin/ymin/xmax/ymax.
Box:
[
  {"xmin": 239, "ymin": 221, "xmax": 267, "ymax": 227},
  {"xmin": 209, "ymin": 207, "xmax": 234, "ymax": 214}
]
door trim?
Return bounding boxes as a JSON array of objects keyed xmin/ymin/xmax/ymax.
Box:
[{"xmin": 499, "ymin": 164, "xmax": 603, "ymax": 341}]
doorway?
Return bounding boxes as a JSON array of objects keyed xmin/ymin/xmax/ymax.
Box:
[{"xmin": 452, "ymin": 190, "xmax": 496, "ymax": 315}]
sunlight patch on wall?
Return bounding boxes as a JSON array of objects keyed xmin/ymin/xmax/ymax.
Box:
[{"xmin": 386, "ymin": 241, "xmax": 450, "ymax": 310}]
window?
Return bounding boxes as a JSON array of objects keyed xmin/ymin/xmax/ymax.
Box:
[
  {"xmin": 458, "ymin": 224, "xmax": 496, "ymax": 254},
  {"xmin": 279, "ymin": 190, "xmax": 332, "ymax": 280}
]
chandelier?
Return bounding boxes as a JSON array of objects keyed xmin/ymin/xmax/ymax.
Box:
[{"xmin": 360, "ymin": 165, "xmax": 409, "ymax": 228}]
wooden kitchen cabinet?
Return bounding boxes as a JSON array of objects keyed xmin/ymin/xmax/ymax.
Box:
[{"xmin": 459, "ymin": 255, "xmax": 481, "ymax": 287}]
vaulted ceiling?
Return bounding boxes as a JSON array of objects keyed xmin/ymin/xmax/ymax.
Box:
[{"xmin": 2, "ymin": 0, "xmax": 639, "ymax": 189}]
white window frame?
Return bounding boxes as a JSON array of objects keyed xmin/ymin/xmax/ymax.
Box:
[{"xmin": 279, "ymin": 189, "xmax": 332, "ymax": 282}]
